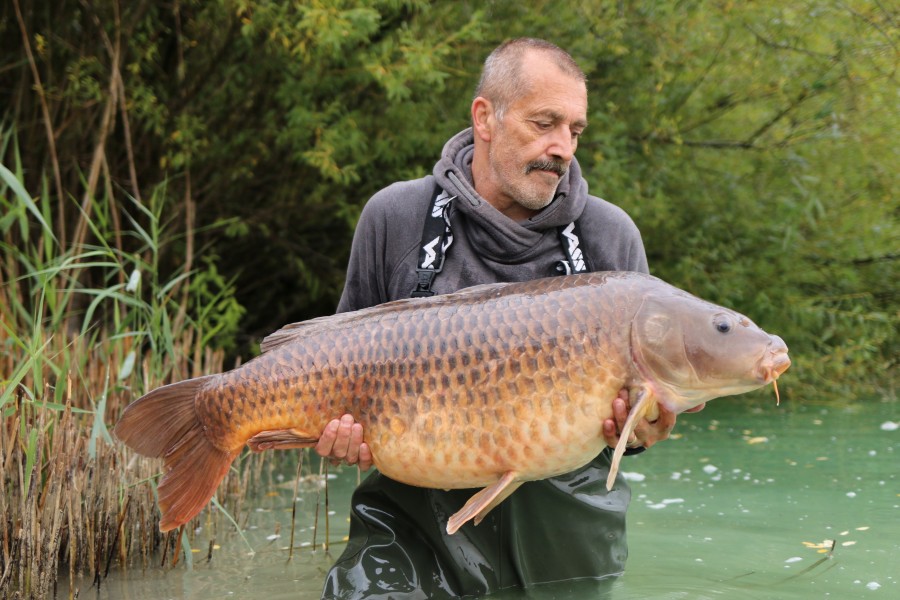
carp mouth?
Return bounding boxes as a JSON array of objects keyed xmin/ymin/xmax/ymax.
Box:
[
  {"xmin": 758, "ymin": 336, "xmax": 791, "ymax": 405},
  {"xmin": 758, "ymin": 335, "xmax": 791, "ymax": 384},
  {"xmin": 761, "ymin": 353, "xmax": 791, "ymax": 383}
]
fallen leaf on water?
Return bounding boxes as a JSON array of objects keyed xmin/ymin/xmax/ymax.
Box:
[
  {"xmin": 842, "ymin": 541, "xmax": 857, "ymax": 547},
  {"xmin": 746, "ymin": 436, "xmax": 769, "ymax": 444},
  {"xmin": 802, "ymin": 540, "xmax": 834, "ymax": 550}
]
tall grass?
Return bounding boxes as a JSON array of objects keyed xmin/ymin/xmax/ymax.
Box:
[{"xmin": 0, "ymin": 143, "xmax": 261, "ymax": 598}]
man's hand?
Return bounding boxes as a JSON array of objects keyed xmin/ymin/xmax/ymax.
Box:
[
  {"xmin": 315, "ymin": 414, "xmax": 373, "ymax": 471},
  {"xmin": 601, "ymin": 390, "xmax": 706, "ymax": 449}
]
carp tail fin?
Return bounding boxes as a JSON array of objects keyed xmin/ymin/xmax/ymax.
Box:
[
  {"xmin": 155, "ymin": 427, "xmax": 241, "ymax": 532},
  {"xmin": 114, "ymin": 376, "xmax": 239, "ymax": 532},
  {"xmin": 606, "ymin": 387, "xmax": 654, "ymax": 491}
]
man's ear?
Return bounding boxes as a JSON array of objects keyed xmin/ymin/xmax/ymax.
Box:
[{"xmin": 471, "ymin": 96, "xmax": 495, "ymax": 142}]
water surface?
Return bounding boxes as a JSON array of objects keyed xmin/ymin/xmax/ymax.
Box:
[{"xmin": 64, "ymin": 397, "xmax": 898, "ymax": 599}]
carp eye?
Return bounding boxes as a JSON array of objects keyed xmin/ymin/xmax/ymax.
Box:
[{"xmin": 714, "ymin": 317, "xmax": 732, "ymax": 334}]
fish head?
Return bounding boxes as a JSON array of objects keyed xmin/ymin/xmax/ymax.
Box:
[{"xmin": 631, "ymin": 291, "xmax": 791, "ymax": 412}]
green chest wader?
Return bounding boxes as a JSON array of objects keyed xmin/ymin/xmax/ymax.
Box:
[{"xmin": 322, "ymin": 186, "xmax": 636, "ymax": 600}]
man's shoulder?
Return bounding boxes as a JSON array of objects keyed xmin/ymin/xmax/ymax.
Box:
[
  {"xmin": 363, "ymin": 176, "xmax": 436, "ymax": 217},
  {"xmin": 580, "ymin": 194, "xmax": 638, "ymax": 228},
  {"xmin": 577, "ymin": 195, "xmax": 648, "ymax": 273}
]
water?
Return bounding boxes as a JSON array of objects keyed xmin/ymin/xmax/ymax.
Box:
[{"xmin": 64, "ymin": 397, "xmax": 898, "ymax": 599}]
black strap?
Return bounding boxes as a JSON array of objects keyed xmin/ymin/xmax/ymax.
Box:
[
  {"xmin": 555, "ymin": 220, "xmax": 591, "ymax": 275},
  {"xmin": 411, "ymin": 184, "xmax": 455, "ymax": 297},
  {"xmin": 412, "ymin": 185, "xmax": 591, "ymax": 297}
]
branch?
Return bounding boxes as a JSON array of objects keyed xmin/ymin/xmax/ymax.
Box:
[
  {"xmin": 72, "ymin": 0, "xmax": 123, "ymax": 251},
  {"xmin": 13, "ymin": 0, "xmax": 66, "ymax": 246},
  {"xmin": 743, "ymin": 23, "xmax": 837, "ymax": 61}
]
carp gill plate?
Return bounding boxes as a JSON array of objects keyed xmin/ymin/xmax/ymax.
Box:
[{"xmin": 114, "ymin": 271, "xmax": 791, "ymax": 534}]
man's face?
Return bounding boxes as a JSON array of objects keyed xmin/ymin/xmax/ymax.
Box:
[{"xmin": 487, "ymin": 54, "xmax": 588, "ymax": 213}]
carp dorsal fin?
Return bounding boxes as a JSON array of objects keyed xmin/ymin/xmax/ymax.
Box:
[
  {"xmin": 260, "ymin": 281, "xmax": 522, "ymax": 354},
  {"xmin": 260, "ymin": 313, "xmax": 362, "ymax": 354}
]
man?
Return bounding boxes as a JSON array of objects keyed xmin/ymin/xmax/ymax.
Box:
[{"xmin": 317, "ymin": 38, "xmax": 694, "ymax": 599}]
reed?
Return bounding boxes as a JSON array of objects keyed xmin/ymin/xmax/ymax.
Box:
[{"xmin": 0, "ymin": 143, "xmax": 268, "ymax": 598}]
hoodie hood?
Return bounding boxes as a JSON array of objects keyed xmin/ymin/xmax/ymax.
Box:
[{"xmin": 432, "ymin": 128, "xmax": 590, "ymax": 260}]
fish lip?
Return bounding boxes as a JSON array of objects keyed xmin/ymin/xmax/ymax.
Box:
[{"xmin": 759, "ymin": 354, "xmax": 791, "ymax": 383}]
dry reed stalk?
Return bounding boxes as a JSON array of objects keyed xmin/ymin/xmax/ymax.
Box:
[{"xmin": 1, "ymin": 324, "xmax": 313, "ymax": 599}]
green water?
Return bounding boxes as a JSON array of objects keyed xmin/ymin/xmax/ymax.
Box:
[{"xmin": 64, "ymin": 397, "xmax": 898, "ymax": 599}]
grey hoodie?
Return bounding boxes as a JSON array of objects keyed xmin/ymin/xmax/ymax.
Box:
[
  {"xmin": 326, "ymin": 128, "xmax": 647, "ymax": 597},
  {"xmin": 338, "ymin": 128, "xmax": 648, "ymax": 312}
]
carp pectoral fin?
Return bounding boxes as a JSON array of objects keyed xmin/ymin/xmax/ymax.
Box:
[
  {"xmin": 247, "ymin": 428, "xmax": 318, "ymax": 452},
  {"xmin": 606, "ymin": 387, "xmax": 654, "ymax": 491},
  {"xmin": 446, "ymin": 471, "xmax": 522, "ymax": 535}
]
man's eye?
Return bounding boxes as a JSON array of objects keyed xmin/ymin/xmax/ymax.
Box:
[{"xmin": 534, "ymin": 121, "xmax": 552, "ymax": 130}]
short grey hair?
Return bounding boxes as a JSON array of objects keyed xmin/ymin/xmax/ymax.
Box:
[{"xmin": 474, "ymin": 38, "xmax": 586, "ymax": 122}]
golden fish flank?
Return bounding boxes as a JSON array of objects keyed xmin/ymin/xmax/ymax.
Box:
[{"xmin": 114, "ymin": 271, "xmax": 790, "ymax": 534}]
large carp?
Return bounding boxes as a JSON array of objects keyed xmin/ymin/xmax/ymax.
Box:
[{"xmin": 115, "ymin": 271, "xmax": 790, "ymax": 534}]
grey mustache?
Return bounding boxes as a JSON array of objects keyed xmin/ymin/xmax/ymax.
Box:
[{"xmin": 525, "ymin": 160, "xmax": 568, "ymax": 177}]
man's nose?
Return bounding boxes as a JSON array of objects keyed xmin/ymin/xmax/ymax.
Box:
[{"xmin": 548, "ymin": 127, "xmax": 576, "ymax": 162}]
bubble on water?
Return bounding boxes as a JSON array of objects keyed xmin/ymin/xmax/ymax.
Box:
[
  {"xmin": 785, "ymin": 557, "xmax": 803, "ymax": 563},
  {"xmin": 622, "ymin": 471, "xmax": 646, "ymax": 482},
  {"xmin": 847, "ymin": 492, "xmax": 857, "ymax": 498},
  {"xmin": 703, "ymin": 464, "xmax": 718, "ymax": 474},
  {"xmin": 671, "ymin": 472, "xmax": 682, "ymax": 480},
  {"xmin": 880, "ymin": 421, "xmax": 898, "ymax": 431},
  {"xmin": 662, "ymin": 498, "xmax": 684, "ymax": 504},
  {"xmin": 266, "ymin": 534, "xmax": 280, "ymax": 541},
  {"xmin": 867, "ymin": 581, "xmax": 881, "ymax": 590}
]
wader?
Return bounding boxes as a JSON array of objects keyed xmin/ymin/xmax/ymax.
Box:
[{"xmin": 322, "ymin": 187, "xmax": 637, "ymax": 599}]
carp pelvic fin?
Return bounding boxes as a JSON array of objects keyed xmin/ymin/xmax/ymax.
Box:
[
  {"xmin": 247, "ymin": 428, "xmax": 318, "ymax": 452},
  {"xmin": 446, "ymin": 471, "xmax": 522, "ymax": 535},
  {"xmin": 606, "ymin": 387, "xmax": 655, "ymax": 491},
  {"xmin": 114, "ymin": 376, "xmax": 240, "ymax": 532}
]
